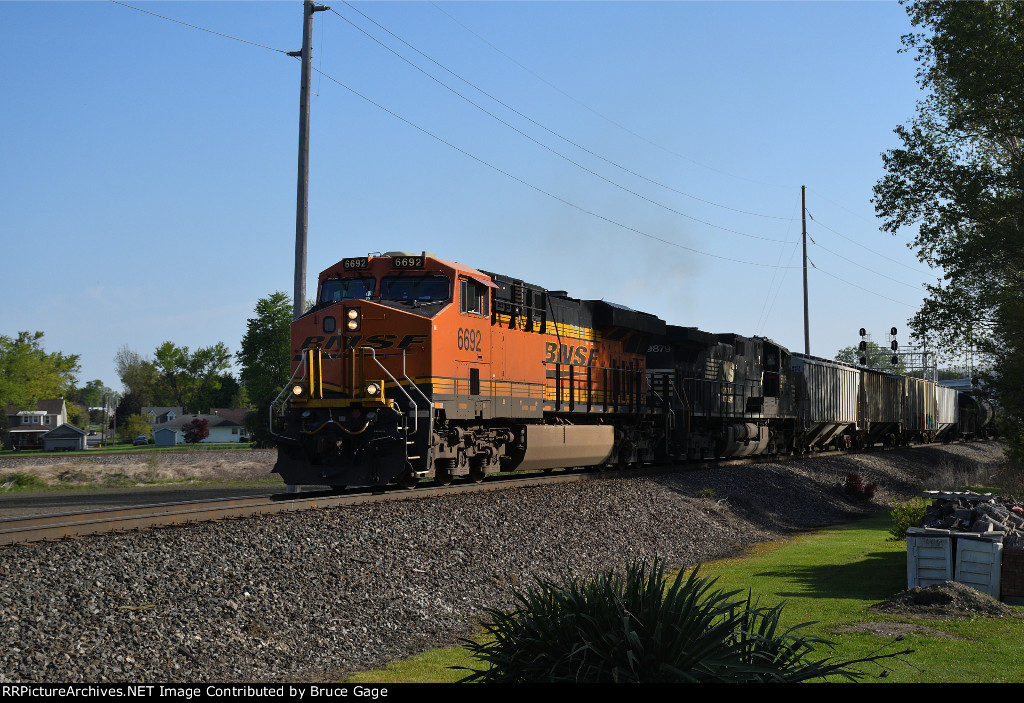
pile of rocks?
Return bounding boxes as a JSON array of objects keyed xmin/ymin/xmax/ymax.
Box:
[{"xmin": 920, "ymin": 491, "xmax": 1024, "ymax": 550}]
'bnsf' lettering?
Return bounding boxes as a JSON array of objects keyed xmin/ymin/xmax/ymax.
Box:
[
  {"xmin": 298, "ymin": 333, "xmax": 428, "ymax": 355},
  {"xmin": 544, "ymin": 342, "xmax": 599, "ymax": 366}
]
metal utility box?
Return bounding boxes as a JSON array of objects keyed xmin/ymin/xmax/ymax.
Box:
[
  {"xmin": 955, "ymin": 534, "xmax": 1003, "ymax": 598},
  {"xmin": 906, "ymin": 528, "xmax": 953, "ymax": 587}
]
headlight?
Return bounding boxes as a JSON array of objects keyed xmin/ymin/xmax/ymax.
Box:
[
  {"xmin": 345, "ymin": 307, "xmax": 361, "ymax": 332},
  {"xmin": 291, "ymin": 384, "xmax": 305, "ymax": 397},
  {"xmin": 365, "ymin": 382, "xmax": 381, "ymax": 397}
]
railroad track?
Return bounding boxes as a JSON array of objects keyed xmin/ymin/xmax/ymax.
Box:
[
  {"xmin": 1, "ymin": 442, "xmax": 964, "ymax": 546},
  {"xmin": 0, "ymin": 468, "xmax": 633, "ymax": 546}
]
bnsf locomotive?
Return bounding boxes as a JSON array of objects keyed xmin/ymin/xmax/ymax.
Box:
[{"xmin": 271, "ymin": 251, "xmax": 992, "ymax": 488}]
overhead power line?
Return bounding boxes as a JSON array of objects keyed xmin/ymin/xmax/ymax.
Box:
[
  {"xmin": 328, "ymin": 6, "xmax": 792, "ymax": 244},
  {"xmin": 110, "ymin": 1, "xmax": 289, "ymax": 54},
  {"xmin": 430, "ymin": 0, "xmax": 791, "ymax": 190},
  {"xmin": 312, "ymin": 66, "xmax": 798, "ymax": 270},
  {"xmin": 341, "ymin": 2, "xmax": 794, "ymax": 223}
]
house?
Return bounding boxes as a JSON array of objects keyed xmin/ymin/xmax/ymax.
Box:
[
  {"xmin": 4, "ymin": 399, "xmax": 69, "ymax": 450},
  {"xmin": 143, "ymin": 407, "xmax": 183, "ymax": 426},
  {"xmin": 149, "ymin": 412, "xmax": 247, "ymax": 445}
]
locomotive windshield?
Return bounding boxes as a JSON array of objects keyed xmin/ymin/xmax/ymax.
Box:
[
  {"xmin": 320, "ymin": 277, "xmax": 375, "ymax": 303},
  {"xmin": 380, "ymin": 275, "xmax": 450, "ymax": 302}
]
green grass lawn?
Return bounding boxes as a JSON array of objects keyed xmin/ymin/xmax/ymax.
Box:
[{"xmin": 344, "ymin": 511, "xmax": 1024, "ymax": 684}]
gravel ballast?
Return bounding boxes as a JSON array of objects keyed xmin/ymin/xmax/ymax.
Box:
[{"xmin": 0, "ymin": 442, "xmax": 1007, "ymax": 683}]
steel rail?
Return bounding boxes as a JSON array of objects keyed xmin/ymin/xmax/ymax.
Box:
[
  {"xmin": 0, "ymin": 468, "xmax": 639, "ymax": 546},
  {"xmin": 0, "ymin": 441, "xmax": 969, "ymax": 546}
]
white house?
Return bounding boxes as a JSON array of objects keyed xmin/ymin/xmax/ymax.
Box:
[{"xmin": 149, "ymin": 413, "xmax": 246, "ymax": 445}]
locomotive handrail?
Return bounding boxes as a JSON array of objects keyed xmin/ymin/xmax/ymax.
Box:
[
  {"xmin": 268, "ymin": 352, "xmax": 309, "ymax": 441},
  {"xmin": 359, "ymin": 346, "xmax": 420, "ymax": 436},
  {"xmin": 400, "ymin": 350, "xmax": 433, "ymax": 445}
]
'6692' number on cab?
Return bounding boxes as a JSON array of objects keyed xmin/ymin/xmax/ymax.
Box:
[{"xmin": 457, "ymin": 328, "xmax": 482, "ymax": 352}]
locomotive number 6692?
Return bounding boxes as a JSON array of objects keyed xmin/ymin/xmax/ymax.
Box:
[{"xmin": 457, "ymin": 328, "xmax": 482, "ymax": 351}]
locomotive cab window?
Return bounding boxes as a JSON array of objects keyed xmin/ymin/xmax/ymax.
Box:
[
  {"xmin": 460, "ymin": 277, "xmax": 489, "ymax": 316},
  {"xmin": 380, "ymin": 275, "xmax": 450, "ymax": 302},
  {"xmin": 320, "ymin": 277, "xmax": 375, "ymax": 304}
]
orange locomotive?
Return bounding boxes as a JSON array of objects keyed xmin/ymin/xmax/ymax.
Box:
[{"xmin": 272, "ymin": 251, "xmax": 667, "ymax": 488}]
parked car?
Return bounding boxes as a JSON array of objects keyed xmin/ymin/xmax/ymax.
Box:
[
  {"xmin": 87, "ymin": 430, "xmax": 96, "ymax": 436},
  {"xmin": 133, "ymin": 435, "xmax": 149, "ymax": 446}
]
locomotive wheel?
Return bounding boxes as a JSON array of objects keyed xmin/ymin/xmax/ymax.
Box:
[
  {"xmin": 398, "ymin": 466, "xmax": 419, "ymax": 489},
  {"xmin": 435, "ymin": 468, "xmax": 453, "ymax": 486}
]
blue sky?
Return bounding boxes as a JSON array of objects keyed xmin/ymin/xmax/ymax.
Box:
[{"xmin": 1, "ymin": 0, "xmax": 935, "ymax": 394}]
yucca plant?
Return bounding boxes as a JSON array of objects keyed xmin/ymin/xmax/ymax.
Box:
[{"xmin": 458, "ymin": 559, "xmax": 909, "ymax": 682}]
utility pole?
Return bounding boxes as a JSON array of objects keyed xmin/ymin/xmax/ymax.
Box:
[
  {"xmin": 289, "ymin": 0, "xmax": 330, "ymax": 322},
  {"xmin": 802, "ymin": 185, "xmax": 809, "ymax": 356}
]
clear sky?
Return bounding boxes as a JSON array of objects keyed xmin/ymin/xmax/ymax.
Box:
[{"xmin": 1, "ymin": 0, "xmax": 935, "ymax": 395}]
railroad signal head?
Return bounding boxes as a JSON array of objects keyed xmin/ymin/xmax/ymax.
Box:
[
  {"xmin": 891, "ymin": 327, "xmax": 898, "ymax": 336},
  {"xmin": 859, "ymin": 340, "xmax": 867, "ymax": 351},
  {"xmin": 891, "ymin": 355, "xmax": 899, "ymax": 366},
  {"xmin": 891, "ymin": 340, "xmax": 899, "ymax": 351},
  {"xmin": 859, "ymin": 328, "xmax": 866, "ymax": 337}
]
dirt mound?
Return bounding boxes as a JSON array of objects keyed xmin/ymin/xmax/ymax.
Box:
[{"xmin": 870, "ymin": 581, "xmax": 1020, "ymax": 619}]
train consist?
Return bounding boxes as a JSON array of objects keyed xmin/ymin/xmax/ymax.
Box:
[{"xmin": 271, "ymin": 252, "xmax": 993, "ymax": 488}]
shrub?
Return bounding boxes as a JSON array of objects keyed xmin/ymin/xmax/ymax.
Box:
[
  {"xmin": 0, "ymin": 473, "xmax": 48, "ymax": 492},
  {"xmin": 888, "ymin": 498, "xmax": 929, "ymax": 542},
  {"xmin": 845, "ymin": 472, "xmax": 877, "ymax": 501},
  {"xmin": 458, "ymin": 559, "xmax": 907, "ymax": 683}
]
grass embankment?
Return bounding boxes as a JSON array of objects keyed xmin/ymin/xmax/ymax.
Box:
[{"xmin": 344, "ymin": 511, "xmax": 1024, "ymax": 684}]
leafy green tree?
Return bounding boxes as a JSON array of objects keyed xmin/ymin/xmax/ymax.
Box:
[
  {"xmin": 836, "ymin": 342, "xmax": 906, "ymax": 373},
  {"xmin": 115, "ymin": 346, "xmax": 160, "ymax": 405},
  {"xmin": 71, "ymin": 379, "xmax": 115, "ymax": 410},
  {"xmin": 237, "ymin": 292, "xmax": 292, "ymax": 445},
  {"xmin": 153, "ymin": 341, "xmax": 233, "ymax": 413},
  {"xmin": 873, "ymin": 1, "xmax": 1024, "ymax": 457},
  {"xmin": 118, "ymin": 414, "xmax": 151, "ymax": 444},
  {"xmin": 0, "ymin": 331, "xmax": 80, "ymax": 412},
  {"xmin": 66, "ymin": 401, "xmax": 90, "ymax": 429}
]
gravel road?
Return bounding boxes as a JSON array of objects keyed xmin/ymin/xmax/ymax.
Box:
[{"xmin": 0, "ymin": 442, "xmax": 1007, "ymax": 683}]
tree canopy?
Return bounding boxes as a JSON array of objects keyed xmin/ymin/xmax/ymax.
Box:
[
  {"xmin": 237, "ymin": 292, "xmax": 292, "ymax": 445},
  {"xmin": 835, "ymin": 342, "xmax": 906, "ymax": 373},
  {"xmin": 0, "ymin": 331, "xmax": 80, "ymax": 412},
  {"xmin": 873, "ymin": 0, "xmax": 1024, "ymax": 453},
  {"xmin": 115, "ymin": 342, "xmax": 236, "ymax": 415}
]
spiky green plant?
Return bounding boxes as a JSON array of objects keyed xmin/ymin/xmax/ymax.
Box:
[{"xmin": 458, "ymin": 559, "xmax": 909, "ymax": 682}]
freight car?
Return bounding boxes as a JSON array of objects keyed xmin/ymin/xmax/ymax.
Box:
[{"xmin": 271, "ymin": 251, "xmax": 990, "ymax": 488}]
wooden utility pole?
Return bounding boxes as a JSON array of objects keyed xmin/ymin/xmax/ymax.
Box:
[
  {"xmin": 290, "ymin": 0, "xmax": 330, "ymax": 322},
  {"xmin": 802, "ymin": 185, "xmax": 809, "ymax": 356}
]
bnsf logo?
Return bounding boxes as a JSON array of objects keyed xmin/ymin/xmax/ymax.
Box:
[
  {"xmin": 544, "ymin": 342, "xmax": 599, "ymax": 366},
  {"xmin": 294, "ymin": 334, "xmax": 428, "ymax": 360}
]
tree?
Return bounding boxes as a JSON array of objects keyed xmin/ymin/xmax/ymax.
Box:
[
  {"xmin": 115, "ymin": 346, "xmax": 160, "ymax": 405},
  {"xmin": 836, "ymin": 342, "xmax": 907, "ymax": 373},
  {"xmin": 119, "ymin": 414, "xmax": 151, "ymax": 444},
  {"xmin": 66, "ymin": 401, "xmax": 90, "ymax": 429},
  {"xmin": 152, "ymin": 341, "xmax": 233, "ymax": 413},
  {"xmin": 873, "ymin": 1, "xmax": 1024, "ymax": 456},
  {"xmin": 0, "ymin": 331, "xmax": 80, "ymax": 412},
  {"xmin": 182, "ymin": 417, "xmax": 209, "ymax": 444},
  {"xmin": 237, "ymin": 292, "xmax": 292, "ymax": 445},
  {"xmin": 71, "ymin": 379, "xmax": 115, "ymax": 410}
]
